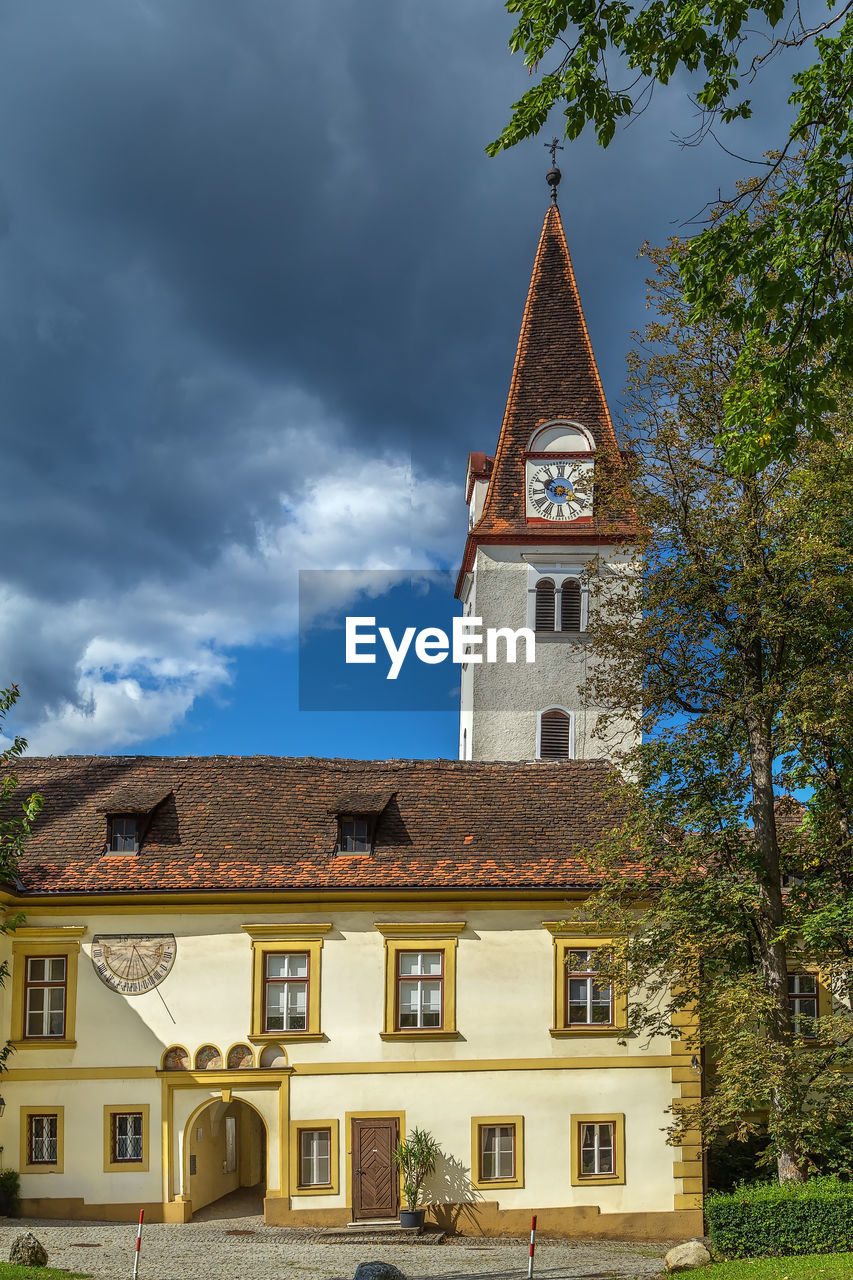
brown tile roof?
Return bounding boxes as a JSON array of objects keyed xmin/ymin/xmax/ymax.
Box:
[
  {"xmin": 457, "ymin": 204, "xmax": 636, "ymax": 590},
  {"xmin": 4, "ymin": 755, "xmax": 629, "ymax": 897}
]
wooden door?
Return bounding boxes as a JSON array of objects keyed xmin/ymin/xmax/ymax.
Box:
[{"xmin": 351, "ymin": 1117, "xmax": 399, "ymax": 1220}]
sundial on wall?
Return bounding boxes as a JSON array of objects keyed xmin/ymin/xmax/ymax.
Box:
[{"xmin": 91, "ymin": 934, "xmax": 177, "ymax": 994}]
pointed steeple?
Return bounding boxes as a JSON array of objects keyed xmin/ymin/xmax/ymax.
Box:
[{"xmin": 472, "ymin": 202, "xmax": 627, "ymax": 540}]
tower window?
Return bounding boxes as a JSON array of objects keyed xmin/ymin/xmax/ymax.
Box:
[
  {"xmin": 560, "ymin": 579, "xmax": 582, "ymax": 631},
  {"xmin": 534, "ymin": 579, "xmax": 556, "ymax": 632},
  {"xmin": 539, "ymin": 709, "xmax": 573, "ymax": 760}
]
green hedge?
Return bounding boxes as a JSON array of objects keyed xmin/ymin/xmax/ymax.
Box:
[{"xmin": 706, "ymin": 1177, "xmax": 853, "ymax": 1258}]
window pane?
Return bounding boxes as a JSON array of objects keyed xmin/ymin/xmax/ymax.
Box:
[
  {"xmin": 568, "ymin": 950, "xmax": 592, "ymax": 971},
  {"xmin": 481, "ymin": 1125, "xmax": 514, "ymax": 1179},
  {"xmin": 300, "ymin": 1128, "xmax": 331, "ymax": 1186},
  {"xmin": 27, "ymin": 958, "xmax": 46, "ymax": 982},
  {"xmin": 27, "ymin": 988, "xmax": 45, "ymax": 1013},
  {"xmin": 47, "ymin": 958, "xmax": 66, "ymax": 982},
  {"xmin": 420, "ymin": 980, "xmax": 442, "ymax": 1026},
  {"xmin": 591, "ymin": 983, "xmax": 612, "ymax": 1023},
  {"xmin": 267, "ymin": 953, "xmax": 308, "ymax": 980},
  {"xmin": 399, "ymin": 951, "xmax": 441, "ymax": 977},
  {"xmin": 398, "ymin": 981, "xmax": 419, "ymax": 1026},
  {"xmin": 481, "ymin": 1126, "xmax": 497, "ymax": 1179},
  {"xmin": 285, "ymin": 982, "xmax": 308, "ymax": 1030}
]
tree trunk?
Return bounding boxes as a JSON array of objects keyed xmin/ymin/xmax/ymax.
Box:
[{"xmin": 743, "ymin": 637, "xmax": 807, "ymax": 1183}]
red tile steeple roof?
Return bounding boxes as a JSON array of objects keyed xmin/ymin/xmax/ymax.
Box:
[{"xmin": 457, "ymin": 204, "xmax": 635, "ymax": 588}]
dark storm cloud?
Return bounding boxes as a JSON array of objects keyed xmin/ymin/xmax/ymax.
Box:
[{"xmin": 0, "ymin": 0, "xmax": 803, "ymax": 743}]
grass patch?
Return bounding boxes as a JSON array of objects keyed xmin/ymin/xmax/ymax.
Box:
[
  {"xmin": 698, "ymin": 1252, "xmax": 853, "ymax": 1278},
  {"xmin": 0, "ymin": 1266, "xmax": 90, "ymax": 1280}
]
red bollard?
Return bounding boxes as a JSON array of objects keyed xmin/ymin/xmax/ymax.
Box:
[
  {"xmin": 132, "ymin": 1209, "xmax": 144, "ymax": 1280},
  {"xmin": 527, "ymin": 1214, "xmax": 537, "ymax": 1280}
]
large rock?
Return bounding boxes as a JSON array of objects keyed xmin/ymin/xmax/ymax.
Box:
[
  {"xmin": 353, "ymin": 1264, "xmax": 406, "ymax": 1280},
  {"xmin": 9, "ymin": 1232, "xmax": 48, "ymax": 1267},
  {"xmin": 665, "ymin": 1240, "xmax": 712, "ymax": 1272}
]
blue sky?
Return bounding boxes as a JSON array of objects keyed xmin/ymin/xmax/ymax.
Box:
[{"xmin": 0, "ymin": 0, "xmax": 806, "ymax": 759}]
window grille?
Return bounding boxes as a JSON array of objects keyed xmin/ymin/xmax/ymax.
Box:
[
  {"xmin": 28, "ymin": 1114, "xmax": 58, "ymax": 1164},
  {"xmin": 112, "ymin": 1112, "xmax": 143, "ymax": 1162}
]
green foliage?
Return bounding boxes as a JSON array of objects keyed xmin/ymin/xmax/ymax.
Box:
[
  {"xmin": 701, "ymin": 1252, "xmax": 853, "ymax": 1278},
  {"xmin": 709, "ymin": 1132, "xmax": 772, "ymax": 1192},
  {"xmin": 0, "ymin": 1169, "xmax": 20, "ymax": 1217},
  {"xmin": 393, "ymin": 1126, "xmax": 442, "ymax": 1211},
  {"xmin": 706, "ymin": 1177, "xmax": 853, "ymax": 1257},
  {"xmin": 0, "ymin": 685, "xmax": 42, "ymax": 879},
  {"xmin": 489, "ymin": 0, "xmax": 853, "ymax": 467},
  {"xmin": 0, "ymin": 1269, "xmax": 90, "ymax": 1280},
  {"xmin": 578, "ymin": 231, "xmax": 853, "ymax": 1180}
]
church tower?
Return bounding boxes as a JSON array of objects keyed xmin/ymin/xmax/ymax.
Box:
[{"xmin": 456, "ymin": 166, "xmax": 637, "ymax": 762}]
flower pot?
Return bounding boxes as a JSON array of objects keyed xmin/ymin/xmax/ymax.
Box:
[{"xmin": 399, "ymin": 1208, "xmax": 425, "ymax": 1229}]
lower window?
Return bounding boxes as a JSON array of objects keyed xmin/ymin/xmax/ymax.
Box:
[
  {"xmin": 571, "ymin": 1113, "xmax": 625, "ymax": 1185},
  {"xmin": 471, "ymin": 1115, "xmax": 524, "ymax": 1189},
  {"xmin": 103, "ymin": 1104, "xmax": 150, "ymax": 1172},
  {"xmin": 289, "ymin": 1119, "xmax": 339, "ymax": 1195},
  {"xmin": 28, "ymin": 1114, "xmax": 58, "ymax": 1165},
  {"xmin": 20, "ymin": 1106, "xmax": 64, "ymax": 1174},
  {"xmin": 300, "ymin": 1128, "xmax": 331, "ymax": 1187},
  {"xmin": 111, "ymin": 1112, "xmax": 143, "ymax": 1163},
  {"xmin": 480, "ymin": 1124, "xmax": 515, "ymax": 1180}
]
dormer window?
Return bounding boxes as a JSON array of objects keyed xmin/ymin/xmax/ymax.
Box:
[
  {"xmin": 108, "ymin": 815, "xmax": 138, "ymax": 854},
  {"xmin": 337, "ymin": 816, "xmax": 372, "ymax": 853}
]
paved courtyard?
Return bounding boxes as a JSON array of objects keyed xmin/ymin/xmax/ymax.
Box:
[{"xmin": 0, "ymin": 1212, "xmax": 670, "ymax": 1280}]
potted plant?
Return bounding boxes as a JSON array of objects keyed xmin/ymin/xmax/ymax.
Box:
[{"xmin": 393, "ymin": 1127, "xmax": 441, "ymax": 1229}]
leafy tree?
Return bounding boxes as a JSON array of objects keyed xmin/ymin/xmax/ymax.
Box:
[
  {"xmin": 0, "ymin": 684, "xmax": 42, "ymax": 1068},
  {"xmin": 579, "ymin": 238, "xmax": 853, "ymax": 1181},
  {"xmin": 488, "ymin": 0, "xmax": 853, "ymax": 470},
  {"xmin": 0, "ymin": 685, "xmax": 41, "ymax": 877}
]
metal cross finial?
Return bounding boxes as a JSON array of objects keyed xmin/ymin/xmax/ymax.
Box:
[{"xmin": 545, "ymin": 137, "xmax": 563, "ymax": 203}]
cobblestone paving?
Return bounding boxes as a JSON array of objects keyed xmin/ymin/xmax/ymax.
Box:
[{"xmin": 0, "ymin": 1214, "xmax": 669, "ymax": 1280}]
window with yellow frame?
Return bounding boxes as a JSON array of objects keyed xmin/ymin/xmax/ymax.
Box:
[
  {"xmin": 570, "ymin": 1113, "xmax": 625, "ymax": 1186},
  {"xmin": 103, "ymin": 1104, "xmax": 150, "ymax": 1172},
  {"xmin": 542, "ymin": 925, "xmax": 627, "ymax": 1036},
  {"xmin": 289, "ymin": 1119, "xmax": 340, "ymax": 1195},
  {"xmin": 9, "ymin": 927, "xmax": 85, "ymax": 1050},
  {"xmin": 374, "ymin": 922, "xmax": 465, "ymax": 1039},
  {"xmin": 20, "ymin": 1105, "xmax": 64, "ymax": 1174},
  {"xmin": 470, "ymin": 1115, "xmax": 524, "ymax": 1190},
  {"xmin": 243, "ymin": 923, "xmax": 331, "ymax": 1042}
]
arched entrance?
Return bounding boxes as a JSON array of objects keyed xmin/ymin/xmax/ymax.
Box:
[{"xmin": 185, "ymin": 1098, "xmax": 268, "ymax": 1219}]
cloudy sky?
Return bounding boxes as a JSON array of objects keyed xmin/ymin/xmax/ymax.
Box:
[{"xmin": 0, "ymin": 0, "xmax": 801, "ymax": 760}]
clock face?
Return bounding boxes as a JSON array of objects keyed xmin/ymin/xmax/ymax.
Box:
[
  {"xmin": 526, "ymin": 460, "xmax": 589, "ymax": 521},
  {"xmin": 91, "ymin": 934, "xmax": 177, "ymax": 995}
]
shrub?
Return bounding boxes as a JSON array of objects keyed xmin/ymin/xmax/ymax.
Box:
[
  {"xmin": 0, "ymin": 1169, "xmax": 20, "ymax": 1217},
  {"xmin": 706, "ymin": 1176, "xmax": 853, "ymax": 1257},
  {"xmin": 708, "ymin": 1131, "xmax": 772, "ymax": 1192}
]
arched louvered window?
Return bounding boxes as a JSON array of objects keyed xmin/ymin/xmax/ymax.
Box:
[
  {"xmin": 534, "ymin": 579, "xmax": 556, "ymax": 632},
  {"xmin": 539, "ymin": 709, "xmax": 573, "ymax": 760},
  {"xmin": 560, "ymin": 579, "xmax": 582, "ymax": 632}
]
